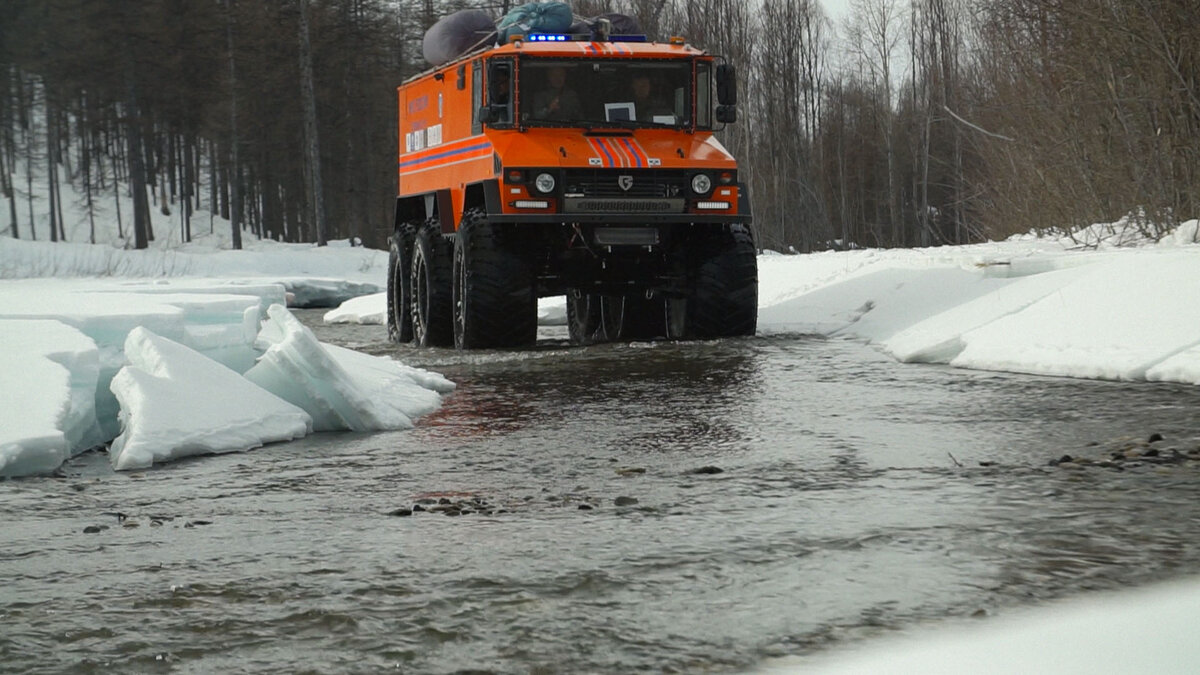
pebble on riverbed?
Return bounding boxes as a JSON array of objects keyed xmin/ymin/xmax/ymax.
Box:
[
  {"xmin": 1048, "ymin": 433, "xmax": 1200, "ymax": 472},
  {"xmin": 389, "ymin": 491, "xmax": 604, "ymax": 517}
]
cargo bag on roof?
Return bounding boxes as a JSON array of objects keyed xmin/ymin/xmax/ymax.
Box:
[
  {"xmin": 423, "ymin": 9, "xmax": 497, "ymax": 66},
  {"xmin": 594, "ymin": 13, "xmax": 642, "ymax": 36},
  {"xmin": 497, "ymin": 1, "xmax": 573, "ymax": 42}
]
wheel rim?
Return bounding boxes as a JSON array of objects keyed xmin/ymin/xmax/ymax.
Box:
[
  {"xmin": 452, "ymin": 237, "xmax": 466, "ymax": 349},
  {"xmin": 391, "ymin": 254, "xmax": 406, "ymax": 336},
  {"xmin": 411, "ymin": 245, "xmax": 429, "ymax": 342}
]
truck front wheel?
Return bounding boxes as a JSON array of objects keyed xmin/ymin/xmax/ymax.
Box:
[
  {"xmin": 672, "ymin": 225, "xmax": 758, "ymax": 339},
  {"xmin": 386, "ymin": 222, "xmax": 416, "ymax": 343},
  {"xmin": 411, "ymin": 217, "xmax": 454, "ymax": 347},
  {"xmin": 453, "ymin": 209, "xmax": 536, "ymax": 349}
]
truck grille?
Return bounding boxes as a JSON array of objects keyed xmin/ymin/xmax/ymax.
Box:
[
  {"xmin": 564, "ymin": 197, "xmax": 685, "ymax": 213},
  {"xmin": 563, "ymin": 170, "xmax": 688, "ymax": 199}
]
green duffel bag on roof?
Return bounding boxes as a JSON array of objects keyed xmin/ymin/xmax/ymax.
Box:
[{"xmin": 497, "ymin": 1, "xmax": 573, "ymax": 42}]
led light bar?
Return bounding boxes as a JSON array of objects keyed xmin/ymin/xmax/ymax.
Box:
[
  {"xmin": 514, "ymin": 200, "xmax": 551, "ymax": 209},
  {"xmin": 696, "ymin": 201, "xmax": 731, "ymax": 210},
  {"xmin": 524, "ymin": 33, "xmax": 647, "ymax": 43}
]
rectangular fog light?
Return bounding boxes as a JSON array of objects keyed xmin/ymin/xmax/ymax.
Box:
[
  {"xmin": 513, "ymin": 200, "xmax": 550, "ymax": 209},
  {"xmin": 594, "ymin": 227, "xmax": 660, "ymax": 246},
  {"xmin": 696, "ymin": 201, "xmax": 731, "ymax": 210}
]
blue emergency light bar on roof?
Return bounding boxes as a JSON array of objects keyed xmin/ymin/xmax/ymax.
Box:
[{"xmin": 525, "ymin": 33, "xmax": 648, "ymax": 43}]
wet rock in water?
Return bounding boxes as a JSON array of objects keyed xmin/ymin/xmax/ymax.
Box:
[
  {"xmin": 616, "ymin": 467, "xmax": 646, "ymax": 477},
  {"xmin": 83, "ymin": 525, "xmax": 107, "ymax": 534},
  {"xmin": 614, "ymin": 496, "xmax": 639, "ymax": 507},
  {"xmin": 1057, "ymin": 461, "xmax": 1084, "ymax": 471},
  {"xmin": 1149, "ymin": 432, "xmax": 1165, "ymax": 443},
  {"xmin": 578, "ymin": 504, "xmax": 594, "ymax": 511},
  {"xmin": 1049, "ymin": 454, "xmax": 1073, "ymax": 466},
  {"xmin": 978, "ymin": 461, "xmax": 998, "ymax": 467},
  {"xmin": 412, "ymin": 504, "xmax": 426, "ymax": 512},
  {"xmin": 388, "ymin": 508, "xmax": 413, "ymax": 517},
  {"xmin": 691, "ymin": 466, "xmax": 724, "ymax": 475},
  {"xmin": 438, "ymin": 498, "xmax": 452, "ymax": 505},
  {"xmin": 971, "ymin": 608, "xmax": 989, "ymax": 618},
  {"xmin": 1144, "ymin": 448, "xmax": 1161, "ymax": 458}
]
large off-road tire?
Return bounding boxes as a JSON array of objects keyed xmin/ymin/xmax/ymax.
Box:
[
  {"xmin": 567, "ymin": 294, "xmax": 622, "ymax": 345},
  {"xmin": 567, "ymin": 293, "xmax": 666, "ymax": 345},
  {"xmin": 671, "ymin": 224, "xmax": 758, "ymax": 339},
  {"xmin": 410, "ymin": 217, "xmax": 454, "ymax": 347},
  {"xmin": 386, "ymin": 222, "xmax": 416, "ymax": 343},
  {"xmin": 453, "ymin": 209, "xmax": 536, "ymax": 349}
]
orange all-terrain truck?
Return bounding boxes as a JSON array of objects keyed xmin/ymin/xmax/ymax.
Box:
[{"xmin": 388, "ymin": 28, "xmax": 756, "ymax": 349}]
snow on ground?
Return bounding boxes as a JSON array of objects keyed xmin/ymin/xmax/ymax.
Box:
[
  {"xmin": 324, "ymin": 291, "xmax": 569, "ymax": 327},
  {"xmin": 760, "ymin": 575, "xmax": 1200, "ymax": 674}
]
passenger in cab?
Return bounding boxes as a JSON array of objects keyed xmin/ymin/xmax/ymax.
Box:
[{"xmin": 631, "ymin": 74, "xmax": 672, "ymax": 122}]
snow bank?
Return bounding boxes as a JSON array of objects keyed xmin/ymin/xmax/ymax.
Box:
[
  {"xmin": 758, "ymin": 222, "xmax": 1200, "ymax": 385},
  {"xmin": 246, "ymin": 304, "xmax": 454, "ymax": 432},
  {"xmin": 0, "ymin": 281, "xmax": 453, "ymax": 476},
  {"xmin": 0, "ymin": 320, "xmax": 102, "ymax": 477},
  {"xmin": 769, "ymin": 576, "xmax": 1200, "ymax": 674},
  {"xmin": 324, "ymin": 292, "xmax": 386, "ymax": 325},
  {"xmin": 325, "ymin": 292, "xmax": 569, "ymax": 327},
  {"xmin": 109, "ymin": 327, "xmax": 312, "ymax": 470}
]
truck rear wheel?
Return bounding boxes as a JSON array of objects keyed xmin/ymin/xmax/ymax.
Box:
[
  {"xmin": 453, "ymin": 209, "xmax": 536, "ymax": 349},
  {"xmin": 386, "ymin": 222, "xmax": 415, "ymax": 343},
  {"xmin": 567, "ymin": 294, "xmax": 624, "ymax": 345},
  {"xmin": 672, "ymin": 225, "xmax": 758, "ymax": 339},
  {"xmin": 567, "ymin": 293, "xmax": 666, "ymax": 344},
  {"xmin": 411, "ymin": 217, "xmax": 454, "ymax": 347}
]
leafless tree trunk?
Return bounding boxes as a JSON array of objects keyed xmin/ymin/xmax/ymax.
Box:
[{"xmin": 298, "ymin": 0, "xmax": 327, "ymax": 246}]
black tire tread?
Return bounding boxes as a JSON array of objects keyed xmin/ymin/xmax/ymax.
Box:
[
  {"xmin": 412, "ymin": 218, "xmax": 455, "ymax": 347},
  {"xmin": 386, "ymin": 222, "xmax": 416, "ymax": 343},
  {"xmin": 686, "ymin": 225, "xmax": 758, "ymax": 338},
  {"xmin": 455, "ymin": 209, "xmax": 536, "ymax": 349}
]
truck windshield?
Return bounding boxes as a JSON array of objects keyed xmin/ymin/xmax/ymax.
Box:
[{"xmin": 520, "ymin": 58, "xmax": 692, "ymax": 128}]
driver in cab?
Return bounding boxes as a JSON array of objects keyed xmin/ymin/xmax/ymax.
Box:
[{"xmin": 532, "ymin": 66, "xmax": 581, "ymax": 121}]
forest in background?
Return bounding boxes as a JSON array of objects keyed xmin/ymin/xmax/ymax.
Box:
[{"xmin": 1, "ymin": 0, "xmax": 1197, "ymax": 252}]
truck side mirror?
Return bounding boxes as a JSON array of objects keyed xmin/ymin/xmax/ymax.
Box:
[
  {"xmin": 716, "ymin": 64, "xmax": 737, "ymax": 106},
  {"xmin": 478, "ymin": 106, "xmax": 495, "ymax": 124},
  {"xmin": 715, "ymin": 105, "xmax": 737, "ymax": 124}
]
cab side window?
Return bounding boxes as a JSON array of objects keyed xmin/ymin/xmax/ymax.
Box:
[
  {"xmin": 471, "ymin": 59, "xmax": 483, "ymax": 135},
  {"xmin": 488, "ymin": 60, "xmax": 514, "ymax": 125}
]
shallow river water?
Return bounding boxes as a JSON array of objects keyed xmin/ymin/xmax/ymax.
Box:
[{"xmin": 4, "ymin": 312, "xmax": 1200, "ymax": 674}]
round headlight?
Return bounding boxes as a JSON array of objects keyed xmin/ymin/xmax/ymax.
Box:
[
  {"xmin": 534, "ymin": 172, "xmax": 557, "ymax": 194},
  {"xmin": 691, "ymin": 173, "xmax": 713, "ymax": 195}
]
